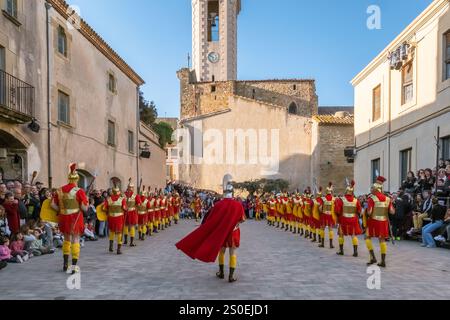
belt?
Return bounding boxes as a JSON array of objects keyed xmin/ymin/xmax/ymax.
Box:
[
  {"xmin": 148, "ymin": 209, "xmax": 155, "ymax": 212},
  {"xmin": 138, "ymin": 211, "xmax": 147, "ymax": 215},
  {"xmin": 60, "ymin": 209, "xmax": 79, "ymax": 215},
  {"xmin": 343, "ymin": 213, "xmax": 355, "ymax": 218},
  {"xmin": 324, "ymin": 211, "xmax": 332, "ymax": 215},
  {"xmin": 109, "ymin": 212, "xmax": 124, "ymax": 218},
  {"xmin": 372, "ymin": 216, "xmax": 387, "ymax": 222}
]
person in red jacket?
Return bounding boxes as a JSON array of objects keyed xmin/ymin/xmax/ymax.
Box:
[
  {"xmin": 365, "ymin": 176, "xmax": 395, "ymax": 268},
  {"xmin": 334, "ymin": 180, "xmax": 362, "ymax": 257},
  {"xmin": 51, "ymin": 163, "xmax": 88, "ymax": 273},
  {"xmin": 176, "ymin": 183, "xmax": 245, "ymax": 283},
  {"xmin": 3, "ymin": 193, "xmax": 20, "ymax": 235}
]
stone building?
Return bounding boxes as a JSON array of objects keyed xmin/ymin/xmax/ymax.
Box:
[
  {"xmin": 351, "ymin": 0, "xmax": 450, "ymax": 194},
  {"xmin": 156, "ymin": 117, "xmax": 180, "ymax": 183},
  {"xmin": 0, "ymin": 0, "xmax": 166, "ymax": 189},
  {"xmin": 177, "ymin": 0, "xmax": 354, "ymax": 193}
]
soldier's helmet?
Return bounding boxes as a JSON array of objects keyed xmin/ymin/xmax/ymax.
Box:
[
  {"xmin": 372, "ymin": 176, "xmax": 386, "ymax": 193},
  {"xmin": 346, "ymin": 180, "xmax": 355, "ymax": 195},
  {"xmin": 68, "ymin": 163, "xmax": 79, "ymax": 183},
  {"xmin": 326, "ymin": 182, "xmax": 333, "ymax": 195}
]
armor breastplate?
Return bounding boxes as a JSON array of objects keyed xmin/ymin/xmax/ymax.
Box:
[
  {"xmin": 322, "ymin": 197, "xmax": 333, "ymax": 215},
  {"xmin": 269, "ymin": 200, "xmax": 276, "ymax": 209},
  {"xmin": 304, "ymin": 202, "xmax": 311, "ymax": 216},
  {"xmin": 371, "ymin": 195, "xmax": 389, "ymax": 221},
  {"xmin": 126, "ymin": 194, "xmax": 136, "ymax": 211},
  {"xmin": 138, "ymin": 199, "xmax": 148, "ymax": 214},
  {"xmin": 108, "ymin": 197, "xmax": 124, "ymax": 217},
  {"xmin": 60, "ymin": 187, "xmax": 80, "ymax": 215},
  {"xmin": 342, "ymin": 197, "xmax": 357, "ymax": 218},
  {"xmin": 155, "ymin": 199, "xmax": 161, "ymax": 210},
  {"xmin": 149, "ymin": 198, "xmax": 155, "ymax": 212}
]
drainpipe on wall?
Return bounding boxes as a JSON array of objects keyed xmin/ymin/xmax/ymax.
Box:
[
  {"xmin": 387, "ymin": 59, "xmax": 392, "ymax": 192},
  {"xmin": 136, "ymin": 86, "xmax": 140, "ymax": 189},
  {"xmin": 45, "ymin": 2, "xmax": 53, "ymax": 188}
]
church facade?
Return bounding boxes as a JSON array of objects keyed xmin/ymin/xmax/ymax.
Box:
[{"xmin": 177, "ymin": 0, "xmax": 354, "ymax": 193}]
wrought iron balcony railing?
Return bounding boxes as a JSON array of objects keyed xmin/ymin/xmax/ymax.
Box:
[{"xmin": 0, "ymin": 69, "xmax": 34, "ymax": 123}]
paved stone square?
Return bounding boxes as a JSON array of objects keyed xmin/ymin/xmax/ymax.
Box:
[{"xmin": 1, "ymin": 220, "xmax": 449, "ymax": 300}]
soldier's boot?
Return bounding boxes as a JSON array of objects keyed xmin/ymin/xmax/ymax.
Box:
[
  {"xmin": 353, "ymin": 245, "xmax": 358, "ymax": 257},
  {"xmin": 130, "ymin": 237, "xmax": 136, "ymax": 247},
  {"xmin": 63, "ymin": 255, "xmax": 69, "ymax": 272},
  {"xmin": 318, "ymin": 237, "xmax": 325, "ymax": 248},
  {"xmin": 229, "ymin": 268, "xmax": 237, "ymax": 283},
  {"xmin": 117, "ymin": 244, "xmax": 123, "ymax": 255},
  {"xmin": 336, "ymin": 244, "xmax": 344, "ymax": 256},
  {"xmin": 123, "ymin": 235, "xmax": 128, "ymax": 245},
  {"xmin": 216, "ymin": 265, "xmax": 225, "ymax": 279},
  {"xmin": 71, "ymin": 259, "xmax": 78, "ymax": 275},
  {"xmin": 377, "ymin": 254, "xmax": 386, "ymax": 268},
  {"xmin": 330, "ymin": 239, "xmax": 335, "ymax": 249},
  {"xmin": 109, "ymin": 240, "xmax": 114, "ymax": 252},
  {"xmin": 367, "ymin": 250, "xmax": 377, "ymax": 265}
]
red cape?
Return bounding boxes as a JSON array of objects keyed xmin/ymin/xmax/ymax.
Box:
[{"xmin": 175, "ymin": 198, "xmax": 244, "ymax": 263}]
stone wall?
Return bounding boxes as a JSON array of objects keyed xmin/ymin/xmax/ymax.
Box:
[
  {"xmin": 316, "ymin": 124, "xmax": 354, "ymax": 194},
  {"xmin": 235, "ymin": 80, "xmax": 318, "ymax": 117}
]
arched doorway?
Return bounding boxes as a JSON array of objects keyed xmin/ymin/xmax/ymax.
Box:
[
  {"xmin": 0, "ymin": 129, "xmax": 28, "ymax": 182},
  {"xmin": 288, "ymin": 102, "xmax": 298, "ymax": 115}
]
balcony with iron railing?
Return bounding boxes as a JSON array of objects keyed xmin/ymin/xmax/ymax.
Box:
[{"xmin": 0, "ymin": 69, "xmax": 35, "ymax": 123}]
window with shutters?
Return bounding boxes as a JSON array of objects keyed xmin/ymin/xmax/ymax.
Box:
[
  {"xmin": 107, "ymin": 120, "xmax": 116, "ymax": 146},
  {"xmin": 402, "ymin": 61, "xmax": 414, "ymax": 105},
  {"xmin": 372, "ymin": 85, "xmax": 381, "ymax": 121},
  {"xmin": 58, "ymin": 91, "xmax": 70, "ymax": 125},
  {"xmin": 6, "ymin": 0, "xmax": 18, "ymax": 18},
  {"xmin": 58, "ymin": 26, "xmax": 68, "ymax": 57}
]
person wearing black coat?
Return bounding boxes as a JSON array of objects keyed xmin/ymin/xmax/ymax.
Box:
[{"xmin": 392, "ymin": 191, "xmax": 413, "ymax": 240}]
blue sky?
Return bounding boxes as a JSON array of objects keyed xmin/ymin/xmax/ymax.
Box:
[{"xmin": 67, "ymin": 0, "xmax": 433, "ymax": 117}]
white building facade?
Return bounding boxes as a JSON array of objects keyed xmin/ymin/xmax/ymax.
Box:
[{"xmin": 351, "ymin": 0, "xmax": 450, "ymax": 195}]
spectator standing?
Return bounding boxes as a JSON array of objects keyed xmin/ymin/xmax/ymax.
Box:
[
  {"xmin": 392, "ymin": 192, "xmax": 412, "ymax": 240},
  {"xmin": 0, "ymin": 183, "xmax": 7, "ymax": 205},
  {"xmin": 3, "ymin": 193, "xmax": 20, "ymax": 235}
]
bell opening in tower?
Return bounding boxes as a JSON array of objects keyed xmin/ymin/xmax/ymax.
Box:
[{"xmin": 208, "ymin": 0, "xmax": 219, "ymax": 42}]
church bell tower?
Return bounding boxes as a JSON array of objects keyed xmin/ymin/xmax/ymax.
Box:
[{"xmin": 191, "ymin": 0, "xmax": 240, "ymax": 82}]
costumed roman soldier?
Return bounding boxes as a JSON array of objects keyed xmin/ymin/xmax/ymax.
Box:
[
  {"xmin": 311, "ymin": 187, "xmax": 323, "ymax": 243},
  {"xmin": 302, "ymin": 188, "xmax": 313, "ymax": 239},
  {"xmin": 268, "ymin": 194, "xmax": 277, "ymax": 226},
  {"xmin": 51, "ymin": 163, "xmax": 88, "ymax": 273},
  {"xmin": 276, "ymin": 194, "xmax": 285, "ymax": 228},
  {"xmin": 194, "ymin": 194, "xmax": 202, "ymax": 222},
  {"xmin": 173, "ymin": 192, "xmax": 181, "ymax": 224},
  {"xmin": 292, "ymin": 193, "xmax": 301, "ymax": 235},
  {"xmin": 123, "ymin": 180, "xmax": 141, "ymax": 247},
  {"xmin": 160, "ymin": 192, "xmax": 168, "ymax": 228},
  {"xmin": 365, "ymin": 176, "xmax": 395, "ymax": 268},
  {"xmin": 147, "ymin": 189, "xmax": 157, "ymax": 235},
  {"xmin": 137, "ymin": 186, "xmax": 150, "ymax": 241},
  {"xmin": 103, "ymin": 184, "xmax": 127, "ymax": 254},
  {"xmin": 283, "ymin": 194, "xmax": 294, "ymax": 232},
  {"xmin": 155, "ymin": 191, "xmax": 163, "ymax": 231},
  {"xmin": 319, "ymin": 182, "xmax": 336, "ymax": 249},
  {"xmin": 176, "ymin": 183, "xmax": 245, "ymax": 283},
  {"xmin": 254, "ymin": 196, "xmax": 261, "ymax": 221},
  {"xmin": 334, "ymin": 180, "xmax": 362, "ymax": 257}
]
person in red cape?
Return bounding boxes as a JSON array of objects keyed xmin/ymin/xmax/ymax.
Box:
[
  {"xmin": 51, "ymin": 163, "xmax": 88, "ymax": 273},
  {"xmin": 365, "ymin": 176, "xmax": 395, "ymax": 268},
  {"xmin": 176, "ymin": 183, "xmax": 245, "ymax": 283},
  {"xmin": 103, "ymin": 185, "xmax": 127, "ymax": 254},
  {"xmin": 334, "ymin": 180, "xmax": 362, "ymax": 257}
]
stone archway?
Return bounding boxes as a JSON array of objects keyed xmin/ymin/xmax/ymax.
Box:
[
  {"xmin": 0, "ymin": 129, "xmax": 28, "ymax": 182},
  {"xmin": 288, "ymin": 102, "xmax": 298, "ymax": 115}
]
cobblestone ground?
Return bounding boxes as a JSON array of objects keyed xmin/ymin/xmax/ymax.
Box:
[{"xmin": 1, "ymin": 219, "xmax": 449, "ymax": 300}]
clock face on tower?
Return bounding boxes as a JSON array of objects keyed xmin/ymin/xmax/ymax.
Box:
[{"xmin": 208, "ymin": 52, "xmax": 220, "ymax": 63}]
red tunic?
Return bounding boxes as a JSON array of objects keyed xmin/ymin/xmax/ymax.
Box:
[
  {"xmin": 367, "ymin": 192, "xmax": 393, "ymax": 238},
  {"xmin": 124, "ymin": 192, "xmax": 141, "ymax": 226},
  {"xmin": 104, "ymin": 195, "xmax": 126, "ymax": 233},
  {"xmin": 52, "ymin": 184, "xmax": 87, "ymax": 235},
  {"xmin": 176, "ymin": 198, "xmax": 245, "ymax": 263},
  {"xmin": 320, "ymin": 195, "xmax": 336, "ymax": 228},
  {"xmin": 138, "ymin": 199, "xmax": 150, "ymax": 225},
  {"xmin": 334, "ymin": 195, "xmax": 362, "ymax": 236}
]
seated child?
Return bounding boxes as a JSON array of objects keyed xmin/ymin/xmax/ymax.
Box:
[
  {"xmin": 9, "ymin": 232, "xmax": 29, "ymax": 262},
  {"xmin": 0, "ymin": 236, "xmax": 24, "ymax": 263},
  {"xmin": 25, "ymin": 229, "xmax": 55, "ymax": 256}
]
